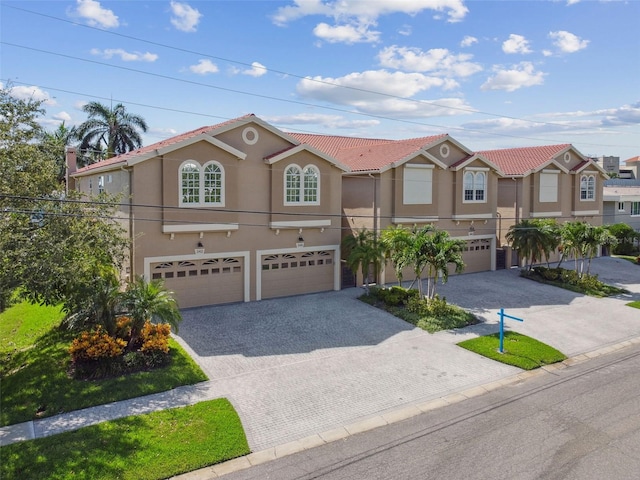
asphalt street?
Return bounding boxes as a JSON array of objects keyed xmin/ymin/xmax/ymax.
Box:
[{"xmin": 220, "ymin": 341, "xmax": 640, "ymax": 480}]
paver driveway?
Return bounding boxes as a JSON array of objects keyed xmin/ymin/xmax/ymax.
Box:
[
  {"xmin": 174, "ymin": 288, "xmax": 517, "ymax": 451},
  {"xmin": 173, "ymin": 256, "xmax": 640, "ymax": 452}
]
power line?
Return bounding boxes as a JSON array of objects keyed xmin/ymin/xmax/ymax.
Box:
[
  {"xmin": 1, "ymin": 5, "xmax": 636, "ymax": 149},
  {"xmin": 1, "ymin": 193, "xmax": 618, "ymax": 232}
]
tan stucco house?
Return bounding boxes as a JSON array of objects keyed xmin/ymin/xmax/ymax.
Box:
[
  {"xmin": 478, "ymin": 144, "xmax": 608, "ymax": 263},
  {"xmin": 289, "ymin": 133, "xmax": 504, "ymax": 284},
  {"xmin": 69, "ymin": 115, "xmax": 347, "ymax": 308}
]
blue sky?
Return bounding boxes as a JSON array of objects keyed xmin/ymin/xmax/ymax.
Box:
[{"xmin": 2, "ymin": 0, "xmax": 639, "ymax": 160}]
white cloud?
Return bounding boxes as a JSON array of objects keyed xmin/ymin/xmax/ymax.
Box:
[
  {"xmin": 170, "ymin": 1, "xmax": 202, "ymax": 32},
  {"xmin": 549, "ymin": 30, "xmax": 589, "ymax": 53},
  {"xmin": 567, "ymin": 0, "xmax": 581, "ymax": 5},
  {"xmin": 296, "ymin": 70, "xmax": 474, "ymax": 117},
  {"xmin": 8, "ymin": 85, "xmax": 56, "ymax": 106},
  {"xmin": 481, "ymin": 62, "xmax": 545, "ymax": 92},
  {"xmin": 600, "ymin": 102, "xmax": 640, "ymax": 126},
  {"xmin": 90, "ymin": 48, "xmax": 158, "ymax": 62},
  {"xmin": 460, "ymin": 35, "xmax": 478, "ymax": 47},
  {"xmin": 243, "ymin": 62, "xmax": 268, "ymax": 77},
  {"xmin": 378, "ymin": 45, "xmax": 482, "ymax": 77},
  {"xmin": 53, "ymin": 111, "xmax": 73, "ymax": 122},
  {"xmin": 68, "ymin": 0, "xmax": 119, "ymax": 28},
  {"xmin": 265, "ymin": 113, "xmax": 380, "ymax": 129},
  {"xmin": 502, "ymin": 34, "xmax": 532, "ymax": 54},
  {"xmin": 272, "ymin": 0, "xmax": 468, "ymax": 44},
  {"xmin": 542, "ymin": 49, "xmax": 553, "ymax": 57},
  {"xmin": 313, "ymin": 22, "xmax": 380, "ymax": 44},
  {"xmin": 189, "ymin": 59, "xmax": 219, "ymax": 75},
  {"xmin": 399, "ymin": 24, "xmax": 412, "ymax": 36}
]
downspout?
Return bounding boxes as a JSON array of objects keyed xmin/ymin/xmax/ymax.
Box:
[
  {"xmin": 121, "ymin": 164, "xmax": 134, "ymax": 282},
  {"xmin": 369, "ymin": 172, "xmax": 379, "ymax": 285}
]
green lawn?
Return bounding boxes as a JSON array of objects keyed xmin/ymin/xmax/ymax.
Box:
[
  {"xmin": 626, "ymin": 301, "xmax": 640, "ymax": 309},
  {"xmin": 458, "ymin": 331, "xmax": 566, "ymax": 370},
  {"xmin": 0, "ymin": 398, "xmax": 250, "ymax": 480},
  {"xmin": 1, "ymin": 301, "xmax": 208, "ymax": 426}
]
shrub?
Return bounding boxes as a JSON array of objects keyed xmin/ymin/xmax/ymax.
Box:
[
  {"xmin": 69, "ymin": 326, "xmax": 127, "ymax": 362},
  {"xmin": 140, "ymin": 321, "xmax": 171, "ymax": 354}
]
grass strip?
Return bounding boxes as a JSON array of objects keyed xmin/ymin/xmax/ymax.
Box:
[
  {"xmin": 0, "ymin": 398, "xmax": 250, "ymax": 480},
  {"xmin": 626, "ymin": 301, "xmax": 640, "ymax": 309},
  {"xmin": 1, "ymin": 302, "xmax": 208, "ymax": 426},
  {"xmin": 458, "ymin": 331, "xmax": 566, "ymax": 370}
]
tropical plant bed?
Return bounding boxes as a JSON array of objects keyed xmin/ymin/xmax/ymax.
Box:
[
  {"xmin": 521, "ymin": 266, "xmax": 628, "ymax": 297},
  {"xmin": 0, "ymin": 398, "xmax": 250, "ymax": 480},
  {"xmin": 360, "ymin": 286, "xmax": 479, "ymax": 333},
  {"xmin": 458, "ymin": 331, "xmax": 566, "ymax": 370},
  {"xmin": 1, "ymin": 301, "xmax": 207, "ymax": 427}
]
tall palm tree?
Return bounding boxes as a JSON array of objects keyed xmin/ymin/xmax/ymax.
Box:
[
  {"xmin": 75, "ymin": 101, "xmax": 148, "ymax": 162},
  {"xmin": 121, "ymin": 276, "xmax": 182, "ymax": 350}
]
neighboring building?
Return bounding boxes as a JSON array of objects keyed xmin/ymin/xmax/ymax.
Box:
[
  {"xmin": 69, "ymin": 115, "xmax": 347, "ymax": 308},
  {"xmin": 594, "ymin": 155, "xmax": 620, "ymax": 176},
  {"xmin": 602, "ymin": 179, "xmax": 640, "ymax": 231},
  {"xmin": 478, "ymin": 144, "xmax": 608, "ymax": 264},
  {"xmin": 623, "ymin": 156, "xmax": 640, "ymax": 180},
  {"xmin": 290, "ymin": 133, "xmax": 504, "ymax": 284}
]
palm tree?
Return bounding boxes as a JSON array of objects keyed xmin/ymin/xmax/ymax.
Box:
[
  {"xmin": 506, "ymin": 219, "xmax": 551, "ymax": 271},
  {"xmin": 75, "ymin": 101, "xmax": 148, "ymax": 162},
  {"xmin": 121, "ymin": 276, "xmax": 182, "ymax": 350},
  {"xmin": 380, "ymin": 225, "xmax": 412, "ymax": 285},
  {"xmin": 40, "ymin": 121, "xmax": 77, "ymax": 182},
  {"xmin": 341, "ymin": 229, "xmax": 385, "ymax": 292},
  {"xmin": 422, "ymin": 229, "xmax": 465, "ymax": 299}
]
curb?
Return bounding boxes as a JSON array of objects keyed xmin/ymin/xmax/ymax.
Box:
[{"xmin": 170, "ymin": 335, "xmax": 640, "ymax": 479}]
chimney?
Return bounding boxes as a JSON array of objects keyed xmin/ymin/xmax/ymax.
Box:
[{"xmin": 65, "ymin": 146, "xmax": 77, "ymax": 193}]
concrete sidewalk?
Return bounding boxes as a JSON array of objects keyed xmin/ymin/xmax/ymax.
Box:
[{"xmin": 2, "ymin": 257, "xmax": 639, "ymax": 460}]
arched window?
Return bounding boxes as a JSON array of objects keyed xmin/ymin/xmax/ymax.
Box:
[
  {"xmin": 179, "ymin": 160, "xmax": 224, "ymax": 207},
  {"xmin": 181, "ymin": 162, "xmax": 200, "ymax": 205},
  {"xmin": 580, "ymin": 174, "xmax": 595, "ymax": 200},
  {"xmin": 204, "ymin": 162, "xmax": 224, "ymax": 205},
  {"xmin": 285, "ymin": 165, "xmax": 301, "ymax": 203},
  {"xmin": 285, "ymin": 164, "xmax": 320, "ymax": 205},
  {"xmin": 463, "ymin": 171, "xmax": 486, "ymax": 202},
  {"xmin": 303, "ymin": 166, "xmax": 319, "ymax": 203}
]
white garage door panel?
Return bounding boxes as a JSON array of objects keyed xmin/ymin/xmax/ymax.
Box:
[
  {"xmin": 150, "ymin": 258, "xmax": 243, "ymax": 308},
  {"xmin": 262, "ymin": 251, "xmax": 334, "ymax": 299}
]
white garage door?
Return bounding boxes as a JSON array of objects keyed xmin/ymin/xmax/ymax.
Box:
[
  {"xmin": 150, "ymin": 257, "xmax": 244, "ymax": 308},
  {"xmin": 261, "ymin": 250, "xmax": 335, "ymax": 299}
]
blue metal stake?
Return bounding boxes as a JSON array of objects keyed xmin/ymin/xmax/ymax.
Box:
[{"xmin": 497, "ymin": 308, "xmax": 524, "ymax": 353}]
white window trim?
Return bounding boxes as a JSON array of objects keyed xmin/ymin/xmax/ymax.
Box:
[
  {"xmin": 179, "ymin": 160, "xmax": 225, "ymax": 208},
  {"xmin": 284, "ymin": 163, "xmax": 321, "ymax": 206},
  {"xmin": 618, "ymin": 202, "xmax": 625, "ymax": 212},
  {"xmin": 631, "ymin": 201, "xmax": 640, "ymax": 217},
  {"xmin": 463, "ymin": 170, "xmax": 487, "ymax": 204},
  {"xmin": 579, "ymin": 174, "xmax": 596, "ymax": 202}
]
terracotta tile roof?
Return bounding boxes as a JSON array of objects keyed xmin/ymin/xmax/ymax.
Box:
[
  {"xmin": 289, "ymin": 133, "xmax": 446, "ymax": 172},
  {"xmin": 624, "ymin": 155, "xmax": 640, "ymax": 164},
  {"xmin": 477, "ymin": 144, "xmax": 571, "ymax": 176},
  {"xmin": 74, "ymin": 114, "xmax": 256, "ymax": 174}
]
